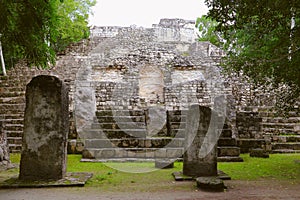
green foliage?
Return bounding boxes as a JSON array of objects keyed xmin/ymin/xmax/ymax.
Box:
[
  {"xmin": 0, "ymin": 0, "xmax": 60, "ymax": 68},
  {"xmin": 196, "ymin": 15, "xmax": 223, "ymax": 47},
  {"xmin": 0, "ymin": 0, "xmax": 95, "ymax": 69},
  {"xmin": 205, "ymin": 0, "xmax": 300, "ymax": 108},
  {"xmin": 54, "ymin": 0, "xmax": 96, "ymax": 52}
]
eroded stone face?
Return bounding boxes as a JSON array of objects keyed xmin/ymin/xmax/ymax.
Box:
[
  {"xmin": 19, "ymin": 75, "xmax": 68, "ymax": 181},
  {"xmin": 183, "ymin": 105, "xmax": 218, "ymax": 177}
]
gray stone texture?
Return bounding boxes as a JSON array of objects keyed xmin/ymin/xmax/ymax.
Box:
[
  {"xmin": 196, "ymin": 176, "xmax": 225, "ymax": 192},
  {"xmin": 183, "ymin": 105, "xmax": 218, "ymax": 177},
  {"xmin": 0, "ymin": 119, "xmax": 12, "ymax": 170},
  {"xmin": 19, "ymin": 75, "xmax": 69, "ymax": 181},
  {"xmin": 145, "ymin": 106, "xmax": 167, "ymax": 137},
  {"xmin": 0, "ymin": 18, "xmax": 298, "ymax": 156}
]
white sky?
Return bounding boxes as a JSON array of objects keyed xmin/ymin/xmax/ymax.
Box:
[{"xmin": 89, "ymin": 0, "xmax": 208, "ymax": 27}]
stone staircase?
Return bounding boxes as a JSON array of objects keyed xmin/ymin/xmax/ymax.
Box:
[
  {"xmin": 0, "ymin": 75, "xmax": 28, "ymax": 153},
  {"xmin": 218, "ymin": 124, "xmax": 244, "ymax": 162},
  {"xmin": 260, "ymin": 109, "xmax": 300, "ymax": 153},
  {"xmin": 82, "ymin": 109, "xmax": 243, "ymax": 162},
  {"xmin": 82, "ymin": 109, "xmax": 184, "ymax": 161},
  {"xmin": 236, "ymin": 106, "xmax": 300, "ymax": 154}
]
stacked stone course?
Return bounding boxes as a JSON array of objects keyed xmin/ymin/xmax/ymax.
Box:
[{"xmin": 0, "ymin": 18, "xmax": 299, "ymax": 158}]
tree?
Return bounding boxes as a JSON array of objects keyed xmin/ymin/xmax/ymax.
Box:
[
  {"xmin": 195, "ymin": 15, "xmax": 223, "ymax": 47},
  {"xmin": 0, "ymin": 0, "xmax": 95, "ymax": 69},
  {"xmin": 205, "ymin": 0, "xmax": 300, "ymax": 110},
  {"xmin": 54, "ymin": 0, "xmax": 96, "ymax": 52}
]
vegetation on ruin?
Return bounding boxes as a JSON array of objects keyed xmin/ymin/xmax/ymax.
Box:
[
  {"xmin": 202, "ymin": 0, "xmax": 300, "ymax": 110},
  {"xmin": 0, "ymin": 0, "xmax": 96, "ymax": 69},
  {"xmin": 2, "ymin": 153, "xmax": 299, "ymax": 191}
]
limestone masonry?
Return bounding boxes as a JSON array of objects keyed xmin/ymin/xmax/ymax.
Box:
[{"xmin": 0, "ymin": 19, "xmax": 299, "ymax": 159}]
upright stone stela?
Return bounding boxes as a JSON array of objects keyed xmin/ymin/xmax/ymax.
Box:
[
  {"xmin": 19, "ymin": 75, "xmax": 69, "ymax": 181},
  {"xmin": 183, "ymin": 105, "xmax": 218, "ymax": 177}
]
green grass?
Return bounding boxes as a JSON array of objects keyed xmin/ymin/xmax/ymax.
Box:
[
  {"xmin": 6, "ymin": 153, "xmax": 300, "ymax": 190},
  {"xmin": 218, "ymin": 154, "xmax": 300, "ymax": 181}
]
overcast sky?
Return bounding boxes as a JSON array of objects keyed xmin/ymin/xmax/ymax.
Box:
[{"xmin": 89, "ymin": 0, "xmax": 209, "ymax": 27}]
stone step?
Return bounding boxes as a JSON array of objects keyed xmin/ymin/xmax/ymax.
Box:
[
  {"xmin": 0, "ymin": 96, "xmax": 25, "ymax": 104},
  {"xmin": 96, "ymin": 116, "xmax": 145, "ymax": 123},
  {"xmin": 169, "ymin": 122, "xmax": 186, "ymax": 129},
  {"xmin": 169, "ymin": 129, "xmax": 186, "ymax": 138},
  {"xmin": 96, "ymin": 110, "xmax": 145, "ymax": 117},
  {"xmin": 272, "ymin": 142, "xmax": 300, "ymax": 150},
  {"xmin": 3, "ymin": 118, "xmax": 24, "ymax": 125},
  {"xmin": 8, "ymin": 143, "xmax": 22, "ymax": 153},
  {"xmin": 91, "ymin": 122, "xmax": 146, "ymax": 130},
  {"xmin": 237, "ymin": 139, "xmax": 269, "ymax": 153},
  {"xmin": 6, "ymin": 130, "xmax": 23, "ymax": 138},
  {"xmin": 84, "ymin": 138, "xmax": 185, "ymax": 149},
  {"xmin": 271, "ymin": 149, "xmax": 300, "ymax": 154},
  {"xmin": 0, "ymin": 103, "xmax": 25, "ymax": 111},
  {"xmin": 220, "ymin": 129, "xmax": 232, "ymax": 138},
  {"xmin": 168, "ymin": 115, "xmax": 187, "ymax": 123},
  {"xmin": 217, "ymin": 138, "xmax": 237, "ymax": 147},
  {"xmin": 82, "ymin": 129, "xmax": 147, "ymax": 139},
  {"xmin": 0, "ymin": 113, "xmax": 24, "ymax": 119},
  {"xmin": 261, "ymin": 123, "xmax": 296, "ymax": 129},
  {"xmin": 272, "ymin": 135, "xmax": 300, "ymax": 143},
  {"xmin": 217, "ymin": 147, "xmax": 240, "ymax": 157},
  {"xmin": 0, "ymin": 91, "xmax": 25, "ymax": 98},
  {"xmin": 0, "ymin": 86, "xmax": 25, "ymax": 93},
  {"xmin": 167, "ymin": 110, "xmax": 188, "ymax": 116},
  {"xmin": 262, "ymin": 127, "xmax": 296, "ymax": 134},
  {"xmin": 242, "ymin": 106, "xmax": 273, "ymax": 112},
  {"xmin": 217, "ymin": 156, "xmax": 244, "ymax": 162},
  {"xmin": 7, "ymin": 137, "xmax": 22, "ymax": 145},
  {"xmin": 262, "ymin": 117, "xmax": 300, "ymax": 124},
  {"xmin": 81, "ymin": 129, "xmax": 107, "ymax": 139},
  {"xmin": 82, "ymin": 147, "xmax": 184, "ymax": 159},
  {"xmin": 260, "ymin": 111, "xmax": 299, "ymax": 118},
  {"xmin": 4, "ymin": 124, "xmax": 23, "ymax": 132}
]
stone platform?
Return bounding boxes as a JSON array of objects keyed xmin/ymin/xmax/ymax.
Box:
[{"xmin": 0, "ymin": 172, "xmax": 92, "ymax": 189}]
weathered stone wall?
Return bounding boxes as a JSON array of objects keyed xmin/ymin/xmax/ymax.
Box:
[
  {"xmin": 0, "ymin": 18, "xmax": 298, "ymax": 154},
  {"xmin": 0, "ymin": 37, "xmax": 107, "ymax": 152}
]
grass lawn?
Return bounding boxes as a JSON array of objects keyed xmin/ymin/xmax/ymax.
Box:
[{"xmin": 5, "ymin": 153, "xmax": 300, "ymax": 191}]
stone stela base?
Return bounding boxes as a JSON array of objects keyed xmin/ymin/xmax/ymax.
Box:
[
  {"xmin": 172, "ymin": 171, "xmax": 230, "ymax": 192},
  {"xmin": 0, "ymin": 172, "xmax": 93, "ymax": 189},
  {"xmin": 172, "ymin": 171, "xmax": 231, "ymax": 181}
]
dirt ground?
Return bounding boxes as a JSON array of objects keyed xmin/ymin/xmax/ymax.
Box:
[{"xmin": 0, "ymin": 179, "xmax": 299, "ymax": 200}]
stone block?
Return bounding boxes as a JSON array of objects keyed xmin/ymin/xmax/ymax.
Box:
[
  {"xmin": 155, "ymin": 159, "xmax": 174, "ymax": 169},
  {"xmin": 82, "ymin": 149, "xmax": 95, "ymax": 159},
  {"xmin": 19, "ymin": 75, "xmax": 68, "ymax": 181},
  {"xmin": 166, "ymin": 148, "xmax": 183, "ymax": 158},
  {"xmin": 183, "ymin": 105, "xmax": 219, "ymax": 177},
  {"xmin": 250, "ymin": 148, "xmax": 269, "ymax": 158},
  {"xmin": 217, "ymin": 147, "xmax": 240, "ymax": 157},
  {"xmin": 67, "ymin": 139, "xmax": 84, "ymax": 154},
  {"xmin": 217, "ymin": 138, "xmax": 237, "ymax": 146},
  {"xmin": 145, "ymin": 106, "xmax": 167, "ymax": 137},
  {"xmin": 85, "ymin": 139, "xmax": 113, "ymax": 148},
  {"xmin": 154, "ymin": 148, "xmax": 167, "ymax": 158},
  {"xmin": 196, "ymin": 177, "xmax": 225, "ymax": 192}
]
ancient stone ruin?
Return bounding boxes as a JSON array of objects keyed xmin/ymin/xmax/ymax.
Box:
[
  {"xmin": 0, "ymin": 18, "xmax": 299, "ymax": 163},
  {"xmin": 19, "ymin": 75, "xmax": 68, "ymax": 181},
  {"xmin": 76, "ymin": 18, "xmax": 240, "ymax": 162}
]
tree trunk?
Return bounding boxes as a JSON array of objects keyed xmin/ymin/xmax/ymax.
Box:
[{"xmin": 0, "ymin": 39, "xmax": 7, "ymax": 76}]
